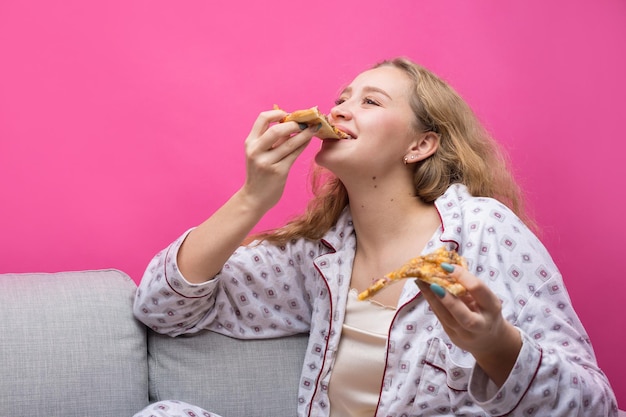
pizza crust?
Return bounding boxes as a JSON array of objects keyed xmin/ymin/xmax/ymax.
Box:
[{"xmin": 357, "ymin": 247, "xmax": 467, "ymax": 300}]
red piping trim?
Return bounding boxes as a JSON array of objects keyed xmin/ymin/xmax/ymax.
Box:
[
  {"xmin": 422, "ymin": 360, "xmax": 468, "ymax": 393},
  {"xmin": 434, "ymin": 204, "xmax": 461, "ymax": 251},
  {"xmin": 373, "ymin": 291, "xmax": 424, "ymax": 416},
  {"xmin": 305, "ymin": 248, "xmax": 335, "ymax": 417},
  {"xmin": 496, "ymin": 346, "xmax": 543, "ymax": 417},
  {"xmin": 163, "ymin": 244, "xmax": 211, "ymax": 299}
]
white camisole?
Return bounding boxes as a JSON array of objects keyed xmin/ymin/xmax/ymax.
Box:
[{"xmin": 327, "ymin": 289, "xmax": 397, "ymax": 416}]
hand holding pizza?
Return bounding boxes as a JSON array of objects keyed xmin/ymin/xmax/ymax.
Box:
[
  {"xmin": 240, "ymin": 108, "xmax": 317, "ymax": 212},
  {"xmin": 415, "ymin": 264, "xmax": 522, "ymax": 387}
]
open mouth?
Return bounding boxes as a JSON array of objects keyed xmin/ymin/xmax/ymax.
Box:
[
  {"xmin": 334, "ymin": 127, "xmax": 356, "ymax": 140},
  {"xmin": 341, "ymin": 133, "xmax": 356, "ymax": 140}
]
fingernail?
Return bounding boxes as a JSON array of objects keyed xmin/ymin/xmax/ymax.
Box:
[
  {"xmin": 440, "ymin": 262, "xmax": 454, "ymax": 273},
  {"xmin": 298, "ymin": 122, "xmax": 308, "ymax": 130},
  {"xmin": 430, "ymin": 283, "xmax": 446, "ymax": 298},
  {"xmin": 313, "ymin": 122, "xmax": 322, "ymax": 132}
]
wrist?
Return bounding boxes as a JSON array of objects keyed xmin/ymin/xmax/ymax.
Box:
[
  {"xmin": 236, "ymin": 185, "xmax": 278, "ymax": 214},
  {"xmin": 473, "ymin": 322, "xmax": 522, "ymax": 387}
]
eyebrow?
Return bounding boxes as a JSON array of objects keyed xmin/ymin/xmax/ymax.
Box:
[{"xmin": 340, "ymin": 86, "xmax": 393, "ymax": 100}]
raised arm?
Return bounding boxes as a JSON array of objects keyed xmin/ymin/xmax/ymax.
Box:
[{"xmin": 178, "ymin": 109, "xmax": 317, "ymax": 283}]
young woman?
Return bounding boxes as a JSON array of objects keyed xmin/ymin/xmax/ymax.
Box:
[{"xmin": 133, "ymin": 58, "xmax": 617, "ymax": 416}]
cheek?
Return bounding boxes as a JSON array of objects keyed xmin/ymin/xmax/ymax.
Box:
[{"xmin": 366, "ymin": 116, "xmax": 414, "ymax": 148}]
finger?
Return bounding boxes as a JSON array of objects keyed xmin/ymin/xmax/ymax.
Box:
[
  {"xmin": 416, "ymin": 279, "xmax": 485, "ymax": 335},
  {"xmin": 249, "ymin": 109, "xmax": 286, "ymax": 137},
  {"xmin": 451, "ymin": 267, "xmax": 502, "ymax": 315},
  {"xmin": 270, "ymin": 121, "xmax": 309, "ymax": 149},
  {"xmin": 246, "ymin": 110, "xmax": 290, "ymax": 152},
  {"xmin": 247, "ymin": 120, "xmax": 303, "ymax": 158},
  {"xmin": 246, "ymin": 129, "xmax": 314, "ymax": 185},
  {"xmin": 415, "ymin": 280, "xmax": 458, "ymax": 324},
  {"xmin": 267, "ymin": 120, "xmax": 321, "ymax": 159},
  {"xmin": 271, "ymin": 129, "xmax": 314, "ymax": 166}
]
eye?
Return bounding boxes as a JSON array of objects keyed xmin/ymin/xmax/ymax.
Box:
[
  {"xmin": 363, "ymin": 97, "xmax": 380, "ymax": 106},
  {"xmin": 334, "ymin": 97, "xmax": 346, "ymax": 106}
]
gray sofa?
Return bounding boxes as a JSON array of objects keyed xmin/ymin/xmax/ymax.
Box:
[
  {"xmin": 2, "ymin": 269, "xmax": 624, "ymax": 417},
  {"xmin": 0, "ymin": 269, "xmax": 308, "ymax": 417}
]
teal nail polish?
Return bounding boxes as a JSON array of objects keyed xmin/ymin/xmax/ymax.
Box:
[
  {"xmin": 314, "ymin": 122, "xmax": 322, "ymax": 132},
  {"xmin": 440, "ymin": 262, "xmax": 454, "ymax": 273},
  {"xmin": 430, "ymin": 283, "xmax": 446, "ymax": 298},
  {"xmin": 298, "ymin": 122, "xmax": 308, "ymax": 130}
]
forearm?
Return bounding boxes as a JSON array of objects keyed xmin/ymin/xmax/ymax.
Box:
[{"xmin": 177, "ymin": 188, "xmax": 269, "ymax": 283}]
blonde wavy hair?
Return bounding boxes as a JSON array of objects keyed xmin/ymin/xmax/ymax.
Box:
[{"xmin": 253, "ymin": 57, "xmax": 533, "ymax": 244}]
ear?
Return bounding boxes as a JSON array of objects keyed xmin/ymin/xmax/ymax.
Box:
[{"xmin": 404, "ymin": 131, "xmax": 439, "ymax": 164}]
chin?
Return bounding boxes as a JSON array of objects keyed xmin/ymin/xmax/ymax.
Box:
[
  {"xmin": 314, "ymin": 148, "xmax": 334, "ymax": 170},
  {"xmin": 315, "ymin": 138, "xmax": 353, "ymax": 168}
]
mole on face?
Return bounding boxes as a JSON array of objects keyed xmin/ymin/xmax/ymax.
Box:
[{"xmin": 372, "ymin": 176, "xmax": 377, "ymax": 188}]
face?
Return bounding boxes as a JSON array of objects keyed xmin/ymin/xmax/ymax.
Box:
[{"xmin": 315, "ymin": 65, "xmax": 418, "ymax": 181}]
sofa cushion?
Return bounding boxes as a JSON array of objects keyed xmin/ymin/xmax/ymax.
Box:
[
  {"xmin": 148, "ymin": 329, "xmax": 308, "ymax": 416},
  {"xmin": 0, "ymin": 269, "xmax": 148, "ymax": 417}
]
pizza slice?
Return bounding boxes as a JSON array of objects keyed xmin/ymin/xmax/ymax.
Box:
[
  {"xmin": 274, "ymin": 105, "xmax": 353, "ymax": 140},
  {"xmin": 357, "ymin": 247, "xmax": 468, "ymax": 301}
]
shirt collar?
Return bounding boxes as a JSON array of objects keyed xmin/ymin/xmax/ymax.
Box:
[
  {"xmin": 319, "ymin": 207, "xmax": 355, "ymax": 252},
  {"xmin": 434, "ymin": 183, "xmax": 474, "ymax": 250},
  {"xmin": 318, "ymin": 183, "xmax": 472, "ymax": 253}
]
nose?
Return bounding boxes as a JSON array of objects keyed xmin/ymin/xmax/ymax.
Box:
[{"xmin": 329, "ymin": 101, "xmax": 352, "ymax": 123}]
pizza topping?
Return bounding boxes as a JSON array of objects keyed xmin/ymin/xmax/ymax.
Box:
[{"xmin": 357, "ymin": 247, "xmax": 467, "ymax": 301}]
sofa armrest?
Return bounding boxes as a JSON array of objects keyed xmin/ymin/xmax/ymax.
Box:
[{"xmin": 0, "ymin": 270, "xmax": 148, "ymax": 417}]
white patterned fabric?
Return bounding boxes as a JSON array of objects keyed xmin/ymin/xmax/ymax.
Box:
[
  {"xmin": 133, "ymin": 400, "xmax": 218, "ymax": 417},
  {"xmin": 134, "ymin": 183, "xmax": 618, "ymax": 416}
]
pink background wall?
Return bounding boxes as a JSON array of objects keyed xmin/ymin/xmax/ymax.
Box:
[{"xmin": 1, "ymin": 0, "xmax": 624, "ymax": 405}]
